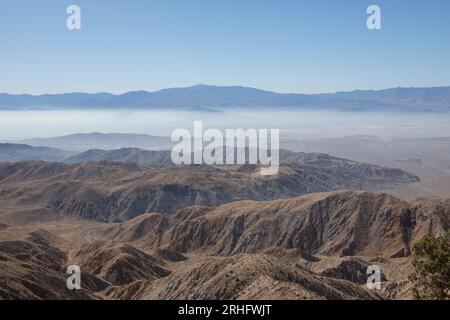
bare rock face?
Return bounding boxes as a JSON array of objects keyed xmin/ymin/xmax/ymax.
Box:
[
  {"xmin": 107, "ymin": 254, "xmax": 382, "ymax": 300},
  {"xmin": 314, "ymin": 257, "xmax": 387, "ymax": 284},
  {"xmin": 74, "ymin": 242, "xmax": 171, "ymax": 286},
  {"xmin": 107, "ymin": 191, "xmax": 448, "ymax": 258},
  {"xmin": 0, "ymin": 235, "xmax": 102, "ymax": 300},
  {"xmin": 150, "ymin": 248, "xmax": 188, "ymax": 262},
  {"xmin": 411, "ymin": 198, "xmax": 450, "ymax": 239}
]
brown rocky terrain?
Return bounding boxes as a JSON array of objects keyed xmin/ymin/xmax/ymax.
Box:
[
  {"xmin": 0, "ymin": 154, "xmax": 418, "ymax": 222},
  {"xmin": 103, "ymin": 254, "xmax": 382, "ymax": 300},
  {"xmin": 74, "ymin": 242, "xmax": 171, "ymax": 286},
  {"xmin": 0, "ymin": 156, "xmax": 446, "ymax": 301},
  {"xmin": 101, "ymin": 190, "xmax": 448, "ymax": 258},
  {"xmin": 0, "ymin": 231, "xmax": 104, "ymax": 300},
  {"xmin": 0, "ymin": 187, "xmax": 447, "ymax": 300}
]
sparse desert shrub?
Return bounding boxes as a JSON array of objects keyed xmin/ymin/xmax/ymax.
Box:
[{"xmin": 409, "ymin": 233, "xmax": 449, "ymax": 300}]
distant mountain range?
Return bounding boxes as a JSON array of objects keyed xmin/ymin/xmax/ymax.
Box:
[
  {"xmin": 1, "ymin": 85, "xmax": 450, "ymax": 111},
  {"xmin": 18, "ymin": 133, "xmax": 173, "ymax": 152},
  {"xmin": 65, "ymin": 148, "xmax": 172, "ymax": 165},
  {"xmin": 0, "ymin": 143, "xmax": 73, "ymax": 162}
]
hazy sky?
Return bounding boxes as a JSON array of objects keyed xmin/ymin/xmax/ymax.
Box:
[{"xmin": 1, "ymin": 0, "xmax": 450, "ymax": 94}]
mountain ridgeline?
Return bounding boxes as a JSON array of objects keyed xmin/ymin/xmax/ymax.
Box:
[
  {"xmin": 0, "ymin": 144, "xmax": 447, "ymax": 300},
  {"xmin": 1, "ymin": 85, "xmax": 450, "ymax": 111},
  {"xmin": 0, "ymin": 190, "xmax": 448, "ymax": 300},
  {"xmin": 0, "ymin": 151, "xmax": 419, "ymax": 222}
]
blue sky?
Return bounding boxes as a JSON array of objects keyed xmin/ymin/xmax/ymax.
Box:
[{"xmin": 1, "ymin": 0, "xmax": 450, "ymax": 94}]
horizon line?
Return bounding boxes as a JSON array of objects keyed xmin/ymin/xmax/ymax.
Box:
[{"xmin": 2, "ymin": 84, "xmax": 450, "ymax": 97}]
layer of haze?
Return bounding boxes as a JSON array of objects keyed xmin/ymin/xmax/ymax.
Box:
[{"xmin": 2, "ymin": 110, "xmax": 450, "ymax": 141}]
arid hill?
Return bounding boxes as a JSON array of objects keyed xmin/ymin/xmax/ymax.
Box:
[
  {"xmin": 0, "ymin": 159, "xmax": 444, "ymax": 301},
  {"xmin": 104, "ymin": 254, "xmax": 382, "ymax": 300},
  {"xmin": 0, "ymin": 232, "xmax": 105, "ymax": 300},
  {"xmin": 0, "ymin": 156, "xmax": 418, "ymax": 222},
  {"xmin": 103, "ymin": 190, "xmax": 449, "ymax": 258},
  {"xmin": 0, "ymin": 190, "xmax": 448, "ymax": 300}
]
